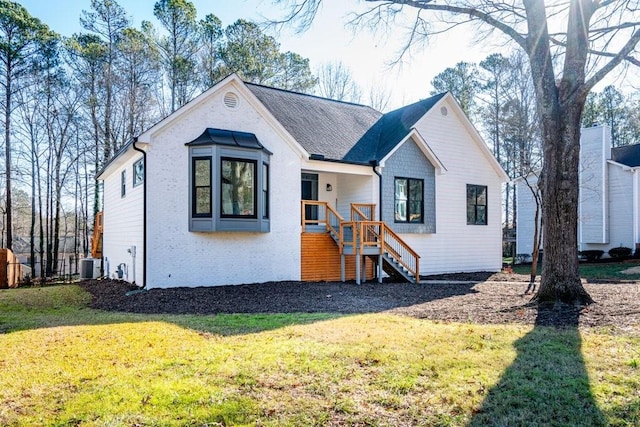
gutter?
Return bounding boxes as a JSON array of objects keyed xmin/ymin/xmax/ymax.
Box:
[
  {"xmin": 370, "ymin": 160, "xmax": 382, "ymax": 220},
  {"xmin": 634, "ymin": 169, "xmax": 639, "ymax": 252},
  {"xmin": 132, "ymin": 137, "xmax": 147, "ymax": 288}
]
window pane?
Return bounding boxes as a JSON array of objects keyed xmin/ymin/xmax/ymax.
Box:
[
  {"xmin": 476, "ymin": 186, "xmax": 487, "ymax": 205},
  {"xmin": 467, "ymin": 185, "xmax": 476, "ymax": 206},
  {"xmin": 195, "ymin": 159, "xmax": 210, "ymax": 186},
  {"xmin": 195, "ymin": 187, "xmax": 211, "ymax": 215},
  {"xmin": 395, "ymin": 200, "xmax": 407, "ymax": 221},
  {"xmin": 409, "ymin": 179, "xmax": 422, "ymax": 201},
  {"xmin": 262, "ymin": 163, "xmax": 269, "ymax": 219},
  {"xmin": 409, "ymin": 200, "xmax": 422, "ymax": 222},
  {"xmin": 222, "ymin": 159, "xmax": 255, "ymax": 216},
  {"xmin": 467, "ymin": 205, "xmax": 476, "ymax": 224},
  {"xmin": 133, "ymin": 159, "xmax": 144, "ymax": 186},
  {"xmin": 476, "ymin": 206, "xmax": 487, "ymax": 225},
  {"xmin": 121, "ymin": 170, "xmax": 126, "ymax": 197},
  {"xmin": 395, "ymin": 179, "xmax": 407, "ymax": 200}
]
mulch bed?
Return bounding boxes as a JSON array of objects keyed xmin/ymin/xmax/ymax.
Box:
[{"xmin": 79, "ymin": 272, "xmax": 640, "ymax": 334}]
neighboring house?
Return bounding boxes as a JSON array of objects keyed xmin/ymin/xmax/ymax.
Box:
[
  {"xmin": 97, "ymin": 74, "xmax": 507, "ymax": 288},
  {"xmin": 516, "ymin": 125, "xmax": 640, "ymax": 258}
]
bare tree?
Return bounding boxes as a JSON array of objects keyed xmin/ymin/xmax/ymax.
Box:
[
  {"xmin": 316, "ymin": 61, "xmax": 361, "ymax": 103},
  {"xmin": 272, "ymin": 0, "xmax": 640, "ymax": 306}
]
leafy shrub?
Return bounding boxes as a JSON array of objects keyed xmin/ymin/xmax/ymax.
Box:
[
  {"xmin": 580, "ymin": 250, "xmax": 604, "ymax": 262},
  {"xmin": 608, "ymin": 246, "xmax": 632, "ymax": 259}
]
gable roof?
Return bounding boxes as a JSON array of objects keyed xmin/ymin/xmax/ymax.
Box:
[
  {"xmin": 97, "ymin": 74, "xmax": 504, "ymax": 180},
  {"xmin": 611, "ymin": 143, "xmax": 640, "ymax": 167},
  {"xmin": 343, "ymin": 93, "xmax": 447, "ymax": 163},
  {"xmin": 247, "ymin": 82, "xmax": 448, "ymax": 165},
  {"xmin": 246, "ymin": 82, "xmax": 382, "ymax": 161}
]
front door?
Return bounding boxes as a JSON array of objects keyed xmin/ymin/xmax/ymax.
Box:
[{"xmin": 301, "ymin": 173, "xmax": 319, "ymax": 221}]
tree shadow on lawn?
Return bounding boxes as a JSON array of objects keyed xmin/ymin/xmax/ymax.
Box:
[{"xmin": 468, "ymin": 305, "xmax": 606, "ymax": 426}]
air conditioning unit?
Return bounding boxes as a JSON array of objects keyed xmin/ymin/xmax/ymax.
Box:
[{"xmin": 79, "ymin": 258, "xmax": 101, "ymax": 279}]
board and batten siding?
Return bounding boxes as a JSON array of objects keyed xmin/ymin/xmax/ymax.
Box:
[
  {"xmin": 579, "ymin": 126, "xmax": 610, "ymax": 244},
  {"xmin": 581, "ymin": 164, "xmax": 634, "ymax": 252},
  {"xmin": 101, "ymin": 150, "xmax": 144, "ymax": 284},
  {"xmin": 143, "ymin": 82, "xmax": 302, "ymax": 288},
  {"xmin": 397, "ymin": 97, "xmax": 504, "ymax": 274}
]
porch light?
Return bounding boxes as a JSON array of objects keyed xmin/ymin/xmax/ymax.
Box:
[{"xmin": 326, "ymin": 183, "xmax": 333, "ymax": 192}]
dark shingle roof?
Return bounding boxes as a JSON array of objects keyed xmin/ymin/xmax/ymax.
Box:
[
  {"xmin": 247, "ymin": 82, "xmax": 446, "ymax": 164},
  {"xmin": 611, "ymin": 143, "xmax": 640, "ymax": 167},
  {"xmin": 344, "ymin": 93, "xmax": 447, "ymax": 163},
  {"xmin": 246, "ymin": 83, "xmax": 382, "ymax": 161}
]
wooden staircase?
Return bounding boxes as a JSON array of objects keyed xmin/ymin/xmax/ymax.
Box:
[
  {"xmin": 91, "ymin": 211, "xmax": 103, "ymax": 259},
  {"xmin": 302, "ymin": 201, "xmax": 420, "ymax": 284}
]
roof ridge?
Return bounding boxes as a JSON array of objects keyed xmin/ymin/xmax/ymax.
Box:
[{"xmin": 244, "ymin": 81, "xmax": 380, "ymax": 111}]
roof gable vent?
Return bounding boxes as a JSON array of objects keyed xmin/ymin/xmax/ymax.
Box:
[{"xmin": 223, "ymin": 92, "xmax": 239, "ymax": 109}]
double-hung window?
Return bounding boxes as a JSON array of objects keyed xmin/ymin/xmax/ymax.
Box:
[
  {"xmin": 467, "ymin": 184, "xmax": 487, "ymax": 225},
  {"xmin": 187, "ymin": 128, "xmax": 271, "ymax": 232},
  {"xmin": 193, "ymin": 157, "xmax": 212, "ymax": 217},
  {"xmin": 394, "ymin": 177, "xmax": 423, "ymax": 223}
]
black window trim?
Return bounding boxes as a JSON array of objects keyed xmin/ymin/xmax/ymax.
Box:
[
  {"xmin": 394, "ymin": 176, "xmax": 424, "ymax": 224},
  {"xmin": 467, "ymin": 184, "xmax": 488, "ymax": 225},
  {"xmin": 192, "ymin": 156, "xmax": 212, "ymax": 218},
  {"xmin": 220, "ymin": 156, "xmax": 258, "ymax": 219}
]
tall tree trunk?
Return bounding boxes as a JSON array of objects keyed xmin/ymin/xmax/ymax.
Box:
[
  {"xmin": 30, "ymin": 134, "xmax": 37, "ymax": 273},
  {"xmin": 4, "ymin": 64, "xmax": 12, "ymax": 250},
  {"xmin": 525, "ymin": 0, "xmax": 594, "ymax": 306},
  {"xmin": 536, "ymin": 114, "xmax": 593, "ymax": 305}
]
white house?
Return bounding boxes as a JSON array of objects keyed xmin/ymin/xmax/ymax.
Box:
[
  {"xmin": 97, "ymin": 74, "xmax": 508, "ymax": 288},
  {"xmin": 516, "ymin": 125, "xmax": 640, "ymax": 258}
]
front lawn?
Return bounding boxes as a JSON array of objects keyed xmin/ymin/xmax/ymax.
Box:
[{"xmin": 1, "ymin": 285, "xmax": 638, "ymax": 426}]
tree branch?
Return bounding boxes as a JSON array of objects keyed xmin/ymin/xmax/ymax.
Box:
[
  {"xmin": 363, "ymin": 0, "xmax": 529, "ymax": 50},
  {"xmin": 584, "ymin": 28, "xmax": 640, "ymax": 93}
]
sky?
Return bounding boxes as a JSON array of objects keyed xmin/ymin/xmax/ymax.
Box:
[{"xmin": 18, "ymin": 0, "xmax": 495, "ymax": 110}]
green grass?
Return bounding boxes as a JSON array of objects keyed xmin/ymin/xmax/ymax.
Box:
[
  {"xmin": 511, "ymin": 260, "xmax": 640, "ymax": 281},
  {"xmin": 1, "ymin": 285, "xmax": 639, "ymax": 426}
]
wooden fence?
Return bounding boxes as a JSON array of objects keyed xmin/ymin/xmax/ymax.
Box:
[{"xmin": 1, "ymin": 249, "xmax": 23, "ymax": 288}]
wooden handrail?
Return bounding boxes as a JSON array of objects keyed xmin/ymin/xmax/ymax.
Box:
[
  {"xmin": 350, "ymin": 203, "xmax": 375, "ymax": 221},
  {"xmin": 302, "ymin": 201, "xmax": 420, "ymax": 282},
  {"xmin": 381, "ymin": 224, "xmax": 420, "ymax": 280},
  {"xmin": 301, "ymin": 201, "xmax": 344, "ymax": 230}
]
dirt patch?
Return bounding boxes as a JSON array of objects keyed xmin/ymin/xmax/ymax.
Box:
[{"xmin": 79, "ymin": 274, "xmax": 640, "ymax": 334}]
